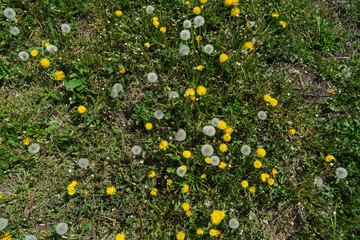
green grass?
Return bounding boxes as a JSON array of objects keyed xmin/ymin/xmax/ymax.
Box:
[{"xmin": 0, "ymin": 0, "xmax": 359, "ymax": 239}]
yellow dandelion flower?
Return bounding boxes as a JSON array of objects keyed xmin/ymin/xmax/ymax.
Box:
[
  {"xmin": 67, "ymin": 180, "xmax": 78, "ymax": 196},
  {"xmin": 145, "ymin": 122, "xmax": 153, "ymax": 130},
  {"xmin": 230, "ymin": 7, "xmax": 240, "ymax": 17},
  {"xmin": 253, "ymin": 160, "xmax": 262, "ymax": 169},
  {"xmin": 272, "ymin": 13, "xmax": 279, "ymax": 18},
  {"xmin": 219, "ymin": 53, "xmax": 229, "ymax": 63},
  {"xmin": 30, "ymin": 49, "xmax": 39, "ymax": 57},
  {"xmin": 150, "ymin": 188, "xmax": 158, "ymax": 196},
  {"xmin": 219, "ymin": 144, "xmax": 228, "ymax": 152},
  {"xmin": 196, "ymin": 85, "xmax": 207, "ymax": 96},
  {"xmin": 200, "ymin": 0, "xmax": 208, "ymax": 4},
  {"xmin": 0, "ymin": 234, "xmax": 12, "ymax": 240},
  {"xmin": 144, "ymin": 42, "xmax": 151, "ymax": 48},
  {"xmin": 201, "ymin": 173, "xmax": 207, "ymax": 179},
  {"xmin": 115, "ymin": 232, "xmax": 125, "ymax": 240},
  {"xmin": 182, "ymin": 184, "xmax": 189, "ymax": 193},
  {"xmin": 118, "ymin": 68, "xmax": 126, "ymax": 74},
  {"xmin": 196, "ymin": 35, "xmax": 202, "ymax": 43},
  {"xmin": 181, "ymin": 202, "xmax": 190, "ymax": 211},
  {"xmin": 211, "ymin": 210, "xmax": 225, "ymax": 225},
  {"xmin": 196, "ymin": 65, "xmax": 204, "ymax": 71},
  {"xmin": 106, "ymin": 186, "xmax": 116, "ymax": 195},
  {"xmin": 185, "ymin": 210, "xmax": 192, "ymax": 217},
  {"xmin": 272, "ymin": 168, "xmax": 277, "ymax": 175},
  {"xmin": 268, "ymin": 178, "xmax": 275, "ymax": 186},
  {"xmin": 263, "ymin": 94, "xmax": 272, "ymax": 102},
  {"xmin": 23, "ymin": 136, "xmax": 30, "ymax": 145},
  {"xmin": 183, "ymin": 150, "xmax": 192, "ymax": 158},
  {"xmin": 44, "ymin": 42, "xmax": 51, "ymax": 47},
  {"xmin": 279, "ymin": 20, "xmax": 287, "ymax": 28},
  {"xmin": 115, "ymin": 10, "xmax": 123, "ymax": 17},
  {"xmin": 325, "ymin": 154, "xmax": 335, "ymax": 162},
  {"xmin": 269, "ymin": 98, "xmax": 278, "ymax": 106},
  {"xmin": 217, "ymin": 120, "xmax": 227, "ymax": 130},
  {"xmin": 205, "ymin": 157, "xmax": 211, "ymax": 164},
  {"xmin": 160, "ymin": 26, "xmax": 167, "ymax": 33},
  {"xmin": 193, "ymin": 6, "xmax": 201, "ymax": 15},
  {"xmin": 241, "ymin": 180, "xmax": 249, "ymax": 188},
  {"xmin": 54, "ymin": 70, "xmax": 65, "ymax": 81},
  {"xmin": 261, "ymin": 173, "xmax": 270, "ymax": 182},
  {"xmin": 256, "ymin": 148, "xmax": 266, "ymax": 158},
  {"xmin": 185, "ymin": 88, "xmax": 195, "ymax": 96},
  {"xmin": 196, "ymin": 228, "xmax": 204, "ymax": 235},
  {"xmin": 219, "ymin": 161, "xmax": 227, "ymax": 169},
  {"xmin": 153, "ymin": 20, "xmax": 160, "ymax": 27},
  {"xmin": 176, "ymin": 231, "xmax": 185, "ymax": 240},
  {"xmin": 148, "ymin": 171, "xmax": 156, "ymax": 178},
  {"xmin": 40, "ymin": 58, "xmax": 50, "ymax": 68},
  {"xmin": 288, "ymin": 128, "xmax": 296, "ymax": 135},
  {"xmin": 222, "ymin": 133, "xmax": 231, "ymax": 142},
  {"xmin": 244, "ymin": 41, "xmax": 254, "ymax": 51},
  {"xmin": 210, "ymin": 229, "xmax": 220, "ymax": 237},
  {"xmin": 167, "ymin": 179, "xmax": 173, "ymax": 186},
  {"xmin": 224, "ymin": 0, "xmax": 233, "ymax": 6},
  {"xmin": 249, "ymin": 186, "xmax": 256, "ymax": 193},
  {"xmin": 77, "ymin": 105, "xmax": 87, "ymax": 114},
  {"xmin": 225, "ymin": 127, "xmax": 233, "ymax": 134},
  {"xmin": 159, "ymin": 140, "xmax": 169, "ymax": 150},
  {"xmin": 185, "ymin": 1, "xmax": 191, "ymax": 5}
]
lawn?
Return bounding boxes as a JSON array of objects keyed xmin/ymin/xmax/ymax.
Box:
[{"xmin": 0, "ymin": 0, "xmax": 359, "ymax": 239}]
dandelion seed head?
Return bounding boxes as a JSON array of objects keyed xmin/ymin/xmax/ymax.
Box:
[
  {"xmin": 175, "ymin": 129, "xmax": 186, "ymax": 141},
  {"xmin": 176, "ymin": 165, "xmax": 187, "ymax": 177},
  {"xmin": 204, "ymin": 44, "xmax": 214, "ymax": 54},
  {"xmin": 179, "ymin": 45, "xmax": 190, "ymax": 56},
  {"xmin": 183, "ymin": 20, "xmax": 192, "ymax": 29},
  {"xmin": 210, "ymin": 156, "xmax": 220, "ymax": 166},
  {"xmin": 169, "ymin": 91, "xmax": 179, "ymax": 99},
  {"xmin": 241, "ymin": 145, "xmax": 251, "ymax": 155},
  {"xmin": 211, "ymin": 117, "xmax": 220, "ymax": 127},
  {"xmin": 0, "ymin": 218, "xmax": 8, "ymax": 231},
  {"xmin": 335, "ymin": 167, "xmax": 348, "ymax": 179},
  {"xmin": 113, "ymin": 83, "xmax": 124, "ymax": 92},
  {"xmin": 9, "ymin": 26, "xmax": 20, "ymax": 35},
  {"xmin": 110, "ymin": 83, "xmax": 123, "ymax": 98},
  {"xmin": 61, "ymin": 23, "xmax": 71, "ymax": 33},
  {"xmin": 147, "ymin": 72, "xmax": 158, "ymax": 83},
  {"xmin": 131, "ymin": 145, "xmax": 142, "ymax": 155},
  {"xmin": 229, "ymin": 218, "xmax": 240, "ymax": 229},
  {"xmin": 257, "ymin": 111, "xmax": 267, "ymax": 120},
  {"xmin": 314, "ymin": 176, "xmax": 324, "ymax": 188},
  {"xmin": 201, "ymin": 144, "xmax": 214, "ymax": 157},
  {"xmin": 193, "ymin": 15, "xmax": 205, "ymax": 27},
  {"xmin": 180, "ymin": 29, "xmax": 191, "ymax": 40},
  {"xmin": 110, "ymin": 88, "xmax": 119, "ymax": 98},
  {"xmin": 46, "ymin": 44, "xmax": 58, "ymax": 53},
  {"xmin": 55, "ymin": 222, "xmax": 69, "ymax": 235},
  {"xmin": 78, "ymin": 158, "xmax": 89, "ymax": 168},
  {"xmin": 202, "ymin": 125, "xmax": 216, "ymax": 136},
  {"xmin": 4, "ymin": 7, "xmax": 16, "ymax": 19},
  {"xmin": 18, "ymin": 51, "xmax": 29, "ymax": 61},
  {"xmin": 25, "ymin": 235, "xmax": 37, "ymax": 240},
  {"xmin": 28, "ymin": 143, "xmax": 40, "ymax": 154},
  {"xmin": 154, "ymin": 110, "xmax": 164, "ymax": 120},
  {"xmin": 146, "ymin": 5, "xmax": 155, "ymax": 14}
]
